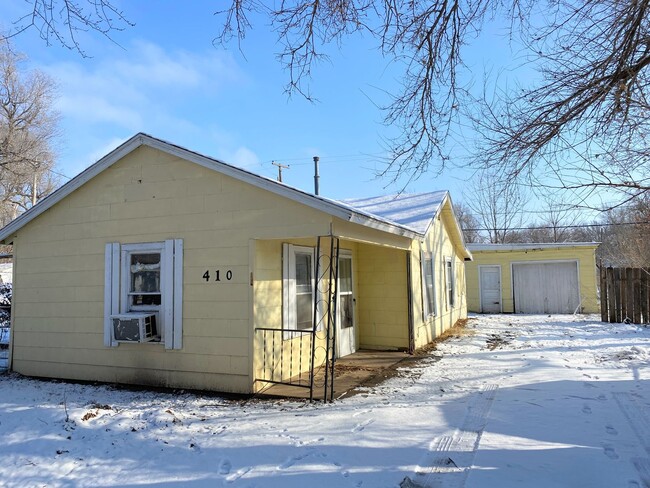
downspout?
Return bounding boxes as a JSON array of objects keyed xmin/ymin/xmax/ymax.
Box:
[{"xmin": 406, "ymin": 250, "xmax": 415, "ymax": 354}]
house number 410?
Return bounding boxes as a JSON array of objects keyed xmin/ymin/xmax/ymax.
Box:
[{"xmin": 202, "ymin": 270, "xmax": 233, "ymax": 282}]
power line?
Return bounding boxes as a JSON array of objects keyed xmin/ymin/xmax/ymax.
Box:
[
  {"xmin": 260, "ymin": 152, "xmax": 387, "ymax": 166},
  {"xmin": 465, "ymin": 220, "xmax": 650, "ymax": 232},
  {"xmin": 48, "ymin": 168, "xmax": 72, "ymax": 180}
]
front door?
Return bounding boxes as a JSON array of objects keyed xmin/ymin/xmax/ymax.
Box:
[
  {"xmin": 480, "ymin": 265, "xmax": 502, "ymax": 313},
  {"xmin": 337, "ymin": 252, "xmax": 356, "ymax": 357}
]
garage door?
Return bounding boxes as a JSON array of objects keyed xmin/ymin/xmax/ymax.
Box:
[{"xmin": 513, "ymin": 262, "xmax": 580, "ymax": 314}]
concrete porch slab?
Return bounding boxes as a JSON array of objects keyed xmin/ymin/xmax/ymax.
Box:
[{"xmin": 256, "ymin": 349, "xmax": 412, "ymax": 401}]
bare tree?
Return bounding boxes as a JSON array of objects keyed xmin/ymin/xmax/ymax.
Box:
[
  {"xmin": 516, "ymin": 196, "xmax": 585, "ymax": 243},
  {"xmin": 454, "ymin": 201, "xmax": 482, "ymax": 243},
  {"xmin": 6, "ymin": 1, "xmax": 650, "ymax": 204},
  {"xmin": 0, "ymin": 41, "xmax": 60, "ymax": 225},
  {"xmin": 475, "ymin": 1, "xmax": 650, "ymax": 205},
  {"xmin": 596, "ymin": 197, "xmax": 650, "ymax": 268},
  {"xmin": 464, "ymin": 169, "xmax": 527, "ymax": 244}
]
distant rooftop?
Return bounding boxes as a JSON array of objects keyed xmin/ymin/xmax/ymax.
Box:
[{"xmin": 468, "ymin": 242, "xmax": 600, "ymax": 252}]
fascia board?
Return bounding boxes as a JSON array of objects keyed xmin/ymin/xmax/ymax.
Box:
[
  {"xmin": 347, "ymin": 212, "xmax": 421, "ymax": 239},
  {"xmin": 142, "ymin": 136, "xmax": 357, "ymax": 224},
  {"xmin": 0, "ymin": 133, "xmax": 421, "ymax": 242},
  {"xmin": 0, "ymin": 134, "xmax": 146, "ymax": 243}
]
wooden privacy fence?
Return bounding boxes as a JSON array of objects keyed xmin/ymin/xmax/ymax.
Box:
[{"xmin": 600, "ymin": 266, "xmax": 650, "ymax": 324}]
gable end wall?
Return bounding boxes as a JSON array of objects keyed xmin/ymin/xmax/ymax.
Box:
[{"xmin": 9, "ymin": 146, "xmax": 332, "ymax": 393}]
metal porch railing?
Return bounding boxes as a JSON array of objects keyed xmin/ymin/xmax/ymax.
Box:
[{"xmin": 254, "ymin": 236, "xmax": 340, "ymax": 401}]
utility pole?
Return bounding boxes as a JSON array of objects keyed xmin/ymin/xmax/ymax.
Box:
[{"xmin": 272, "ymin": 161, "xmax": 290, "ymax": 182}]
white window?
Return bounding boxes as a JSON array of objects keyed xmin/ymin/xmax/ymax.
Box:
[
  {"xmin": 421, "ymin": 251, "xmax": 436, "ymax": 317},
  {"xmin": 445, "ymin": 257, "xmax": 455, "ymax": 308},
  {"xmin": 283, "ymin": 244, "xmax": 318, "ymax": 339},
  {"xmin": 104, "ymin": 240, "xmax": 183, "ymax": 349}
]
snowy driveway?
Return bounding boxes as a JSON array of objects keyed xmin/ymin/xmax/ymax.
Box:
[{"xmin": 0, "ymin": 314, "xmax": 649, "ymax": 487}]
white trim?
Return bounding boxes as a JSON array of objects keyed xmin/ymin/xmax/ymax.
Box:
[
  {"xmin": 445, "ymin": 256, "xmax": 455, "ymax": 309},
  {"xmin": 477, "ymin": 264, "xmax": 502, "ymax": 313},
  {"xmin": 172, "ymin": 239, "xmax": 183, "ymax": 350},
  {"xmin": 282, "ymin": 243, "xmax": 292, "ymax": 333},
  {"xmin": 104, "ymin": 243, "xmax": 120, "ymax": 347},
  {"xmin": 120, "ymin": 242, "xmax": 164, "ymax": 315},
  {"xmin": 435, "ymin": 193, "xmax": 472, "ymax": 260},
  {"xmin": 282, "ymin": 243, "xmax": 317, "ymax": 340},
  {"xmin": 162, "ymin": 239, "xmax": 174, "ymax": 349},
  {"xmin": 421, "ymin": 250, "xmax": 437, "ymax": 318},
  {"xmin": 336, "ymin": 249, "xmax": 356, "ymax": 357},
  {"xmin": 0, "ymin": 133, "xmax": 426, "ymax": 243},
  {"xmin": 420, "ymin": 251, "xmax": 426, "ymax": 320}
]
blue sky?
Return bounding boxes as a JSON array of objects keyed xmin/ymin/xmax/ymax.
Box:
[
  {"xmin": 2, "ymin": 1, "xmax": 618, "ymax": 224},
  {"xmin": 1, "ymin": 1, "xmax": 494, "ymax": 203}
]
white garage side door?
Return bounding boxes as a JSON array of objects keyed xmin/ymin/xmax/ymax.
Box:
[
  {"xmin": 513, "ymin": 262, "xmax": 580, "ymax": 314},
  {"xmin": 480, "ymin": 265, "xmax": 502, "ymax": 313}
]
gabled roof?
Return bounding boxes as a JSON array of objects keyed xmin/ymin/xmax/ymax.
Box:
[
  {"xmin": 340, "ymin": 191, "xmax": 472, "ymax": 259},
  {"xmin": 341, "ymin": 191, "xmax": 447, "ymax": 235},
  {"xmin": 0, "ymin": 132, "xmax": 468, "ymax": 257}
]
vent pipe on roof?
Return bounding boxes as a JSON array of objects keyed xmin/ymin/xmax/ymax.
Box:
[{"xmin": 313, "ymin": 156, "xmax": 320, "ymax": 195}]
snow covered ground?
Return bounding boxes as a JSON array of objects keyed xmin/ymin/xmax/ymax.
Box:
[{"xmin": 0, "ymin": 314, "xmax": 649, "ymax": 488}]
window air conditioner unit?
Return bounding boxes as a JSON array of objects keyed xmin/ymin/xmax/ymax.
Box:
[{"xmin": 111, "ymin": 313, "xmax": 157, "ymax": 343}]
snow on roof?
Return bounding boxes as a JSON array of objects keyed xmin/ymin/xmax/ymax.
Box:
[{"xmin": 340, "ymin": 191, "xmax": 448, "ymax": 234}]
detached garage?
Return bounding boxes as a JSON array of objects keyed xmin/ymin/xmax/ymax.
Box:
[{"xmin": 466, "ymin": 243, "xmax": 600, "ymax": 314}]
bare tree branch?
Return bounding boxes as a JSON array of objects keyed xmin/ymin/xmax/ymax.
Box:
[
  {"xmin": 1, "ymin": 0, "xmax": 133, "ymax": 56},
  {"xmin": 0, "ymin": 40, "xmax": 60, "ymax": 224}
]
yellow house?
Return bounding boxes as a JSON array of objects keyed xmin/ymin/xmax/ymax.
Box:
[
  {"xmin": 465, "ymin": 243, "xmax": 600, "ymax": 314},
  {"xmin": 0, "ymin": 133, "xmax": 471, "ymax": 395}
]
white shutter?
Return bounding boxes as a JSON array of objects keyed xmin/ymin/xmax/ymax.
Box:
[
  {"xmin": 172, "ymin": 239, "xmax": 183, "ymax": 349},
  {"xmin": 420, "ymin": 251, "xmax": 428, "ymax": 319},
  {"xmin": 104, "ymin": 243, "xmax": 120, "ymax": 347},
  {"xmin": 162, "ymin": 239, "xmax": 180, "ymax": 349},
  {"xmin": 282, "ymin": 243, "xmax": 295, "ymax": 337}
]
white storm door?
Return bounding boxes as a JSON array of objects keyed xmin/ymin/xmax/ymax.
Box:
[
  {"xmin": 479, "ymin": 265, "xmax": 502, "ymax": 313},
  {"xmin": 337, "ymin": 252, "xmax": 356, "ymax": 358}
]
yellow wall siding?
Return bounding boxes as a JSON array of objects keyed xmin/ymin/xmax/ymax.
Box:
[
  {"xmin": 411, "ymin": 208, "xmax": 469, "ymax": 348},
  {"xmin": 9, "ymin": 142, "xmax": 473, "ymax": 393},
  {"xmin": 465, "ymin": 246, "xmax": 599, "ymax": 313},
  {"xmin": 252, "ymin": 238, "xmax": 334, "ymax": 391},
  {"xmin": 10, "ymin": 145, "xmax": 335, "ymax": 393},
  {"xmin": 356, "ymin": 244, "xmax": 409, "ymax": 349}
]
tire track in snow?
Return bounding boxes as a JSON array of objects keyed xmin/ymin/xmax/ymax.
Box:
[
  {"xmin": 402, "ymin": 384, "xmax": 498, "ymax": 488},
  {"xmin": 614, "ymin": 392, "xmax": 650, "ymax": 455},
  {"xmin": 614, "ymin": 392, "xmax": 650, "ymax": 487}
]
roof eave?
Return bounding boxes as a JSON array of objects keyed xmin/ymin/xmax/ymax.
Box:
[
  {"xmin": 433, "ymin": 192, "xmax": 472, "ymax": 260},
  {"xmin": 0, "ymin": 132, "xmax": 422, "ymax": 243},
  {"xmin": 0, "ymin": 133, "xmax": 149, "ymax": 243}
]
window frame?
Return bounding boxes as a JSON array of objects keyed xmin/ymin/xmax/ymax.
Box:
[
  {"xmin": 104, "ymin": 239, "xmax": 183, "ymax": 349},
  {"xmin": 282, "ymin": 243, "xmax": 320, "ymax": 340},
  {"xmin": 421, "ymin": 251, "xmax": 437, "ymax": 318},
  {"xmin": 121, "ymin": 242, "xmax": 164, "ymax": 333},
  {"xmin": 445, "ymin": 256, "xmax": 455, "ymax": 309}
]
